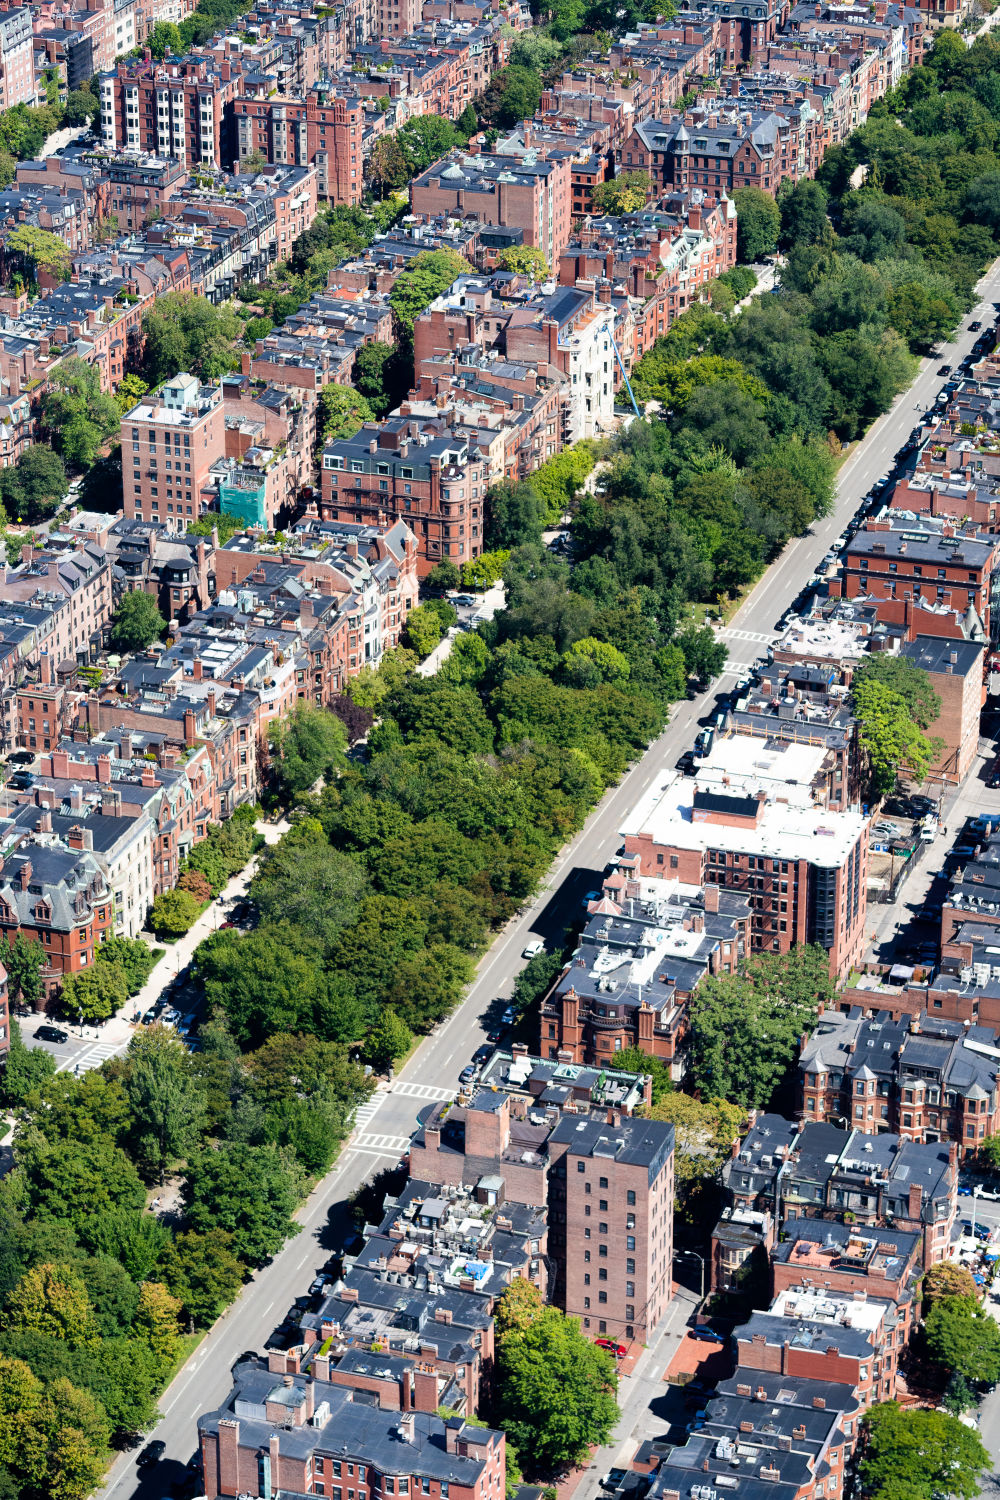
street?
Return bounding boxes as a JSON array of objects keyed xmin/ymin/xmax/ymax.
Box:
[{"xmin": 95, "ymin": 263, "xmax": 1000, "ymax": 1500}]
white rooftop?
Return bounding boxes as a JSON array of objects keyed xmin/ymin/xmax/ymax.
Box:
[
  {"xmin": 619, "ymin": 763, "xmax": 866, "ymax": 868},
  {"xmin": 770, "ymin": 1285, "xmax": 886, "ymax": 1335},
  {"xmin": 695, "ymin": 735, "xmax": 829, "ymax": 798},
  {"xmin": 775, "ymin": 615, "xmax": 871, "ymax": 661}
]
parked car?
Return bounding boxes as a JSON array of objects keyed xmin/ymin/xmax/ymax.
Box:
[
  {"xmin": 137, "ymin": 1441, "xmax": 166, "ymax": 1469},
  {"xmin": 971, "ymin": 320, "xmax": 983, "ymax": 332},
  {"xmin": 595, "ymin": 1338, "xmax": 628, "ymax": 1357},
  {"xmin": 690, "ymin": 1326, "xmax": 726, "ymax": 1344},
  {"xmin": 938, "ymin": 364, "xmax": 953, "ymax": 377},
  {"xmin": 522, "ymin": 938, "xmax": 545, "ymax": 959},
  {"xmin": 501, "ymin": 1006, "xmax": 516, "ymax": 1028},
  {"xmin": 676, "ymin": 749, "xmax": 697, "ymax": 776},
  {"xmin": 473, "ymin": 1044, "xmax": 493, "ymax": 1067},
  {"xmin": 36, "ymin": 1024, "xmax": 69, "ymax": 1044},
  {"xmin": 581, "ymin": 890, "xmax": 601, "ymax": 910},
  {"xmin": 459, "ymin": 1064, "xmax": 477, "ymax": 1086}
]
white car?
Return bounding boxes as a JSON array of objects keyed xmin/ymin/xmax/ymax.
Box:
[{"xmin": 522, "ymin": 938, "xmax": 545, "ymax": 959}]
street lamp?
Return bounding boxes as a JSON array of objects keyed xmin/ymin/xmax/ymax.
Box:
[{"xmin": 675, "ymin": 1249, "xmax": 706, "ymax": 1301}]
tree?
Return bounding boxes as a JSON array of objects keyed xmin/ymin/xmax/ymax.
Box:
[
  {"xmin": 389, "ymin": 248, "xmax": 471, "ymax": 343},
  {"xmin": 425, "ymin": 559, "xmax": 461, "ymax": 593},
  {"xmin": 182, "ymin": 1141, "xmax": 303, "ymax": 1266},
  {"xmin": 124, "ymin": 1027, "xmax": 207, "ymax": 1182},
  {"xmin": 852, "ymin": 655, "xmax": 941, "ymax": 731},
  {"xmin": 675, "ymin": 623, "xmax": 727, "ymax": 681},
  {"xmin": 0, "ymin": 1020, "xmax": 56, "ymax": 1106},
  {"xmin": 95, "ymin": 936, "xmax": 157, "ymax": 996},
  {"xmin": 57, "ymin": 965, "xmax": 128, "ymax": 1026},
  {"xmin": 113, "ymin": 373, "xmax": 148, "ymax": 417},
  {"xmin": 251, "ymin": 832, "xmax": 367, "ymax": 943},
  {"xmin": 921, "ymin": 1260, "xmax": 978, "ymax": 1309},
  {"xmin": 7, "ymin": 226, "xmax": 71, "ymax": 283},
  {"xmin": 38, "ymin": 358, "xmax": 120, "ymax": 472},
  {"xmin": 964, "ymin": 171, "xmax": 1000, "ymax": 233},
  {"xmin": 777, "ymin": 178, "xmax": 829, "ymax": 250},
  {"xmin": 141, "ymin": 292, "xmax": 244, "ymax": 384},
  {"xmin": 133, "ymin": 1282, "xmax": 182, "ymax": 1374},
  {"xmin": 398, "ymin": 116, "xmax": 464, "ymax": 174},
  {"xmin": 63, "ymin": 88, "xmax": 99, "ymax": 125},
  {"xmin": 158, "ymin": 1227, "xmax": 246, "ymax": 1328},
  {"xmin": 317, "ymin": 385, "xmax": 375, "ymax": 448},
  {"xmin": 353, "ymin": 342, "xmax": 405, "ymax": 418},
  {"xmin": 496, "ymin": 245, "xmax": 551, "ymax": 279},
  {"xmin": 402, "ymin": 602, "xmax": 447, "ymax": 657},
  {"xmin": 925, "ymin": 1294, "xmax": 1000, "ymax": 1385},
  {"xmin": 0, "ymin": 1355, "xmax": 111, "ymax": 1500},
  {"xmin": 268, "ymin": 703, "xmax": 348, "ymax": 800},
  {"xmin": 198, "ymin": 927, "xmax": 331, "ymax": 1047},
  {"xmin": 0, "ymin": 445, "xmax": 66, "ymax": 524},
  {"xmin": 108, "ymin": 590, "xmax": 166, "ymax": 653},
  {"xmin": 861, "ymin": 1402, "xmax": 988, "ymax": 1500},
  {"xmin": 615, "ymin": 1046, "xmax": 674, "ymax": 1105},
  {"xmin": 590, "ymin": 171, "xmax": 652, "ymax": 215},
  {"xmin": 494, "ymin": 1279, "xmax": 618, "ymax": 1474},
  {"xmin": 457, "ymin": 102, "xmax": 478, "ymax": 137},
  {"xmin": 732, "ymin": 187, "xmax": 781, "ymax": 263},
  {"xmin": 479, "ymin": 66, "xmax": 543, "ymax": 129},
  {"xmin": 363, "ymin": 1008, "xmax": 412, "ymax": 1069},
  {"xmin": 3, "ymin": 1264, "xmax": 100, "ymax": 1351},
  {"xmin": 687, "ymin": 947, "xmax": 835, "ymax": 1109},
  {"xmin": 980, "ymin": 1131, "xmax": 1000, "ymax": 1173},
  {"xmin": 146, "ymin": 19, "xmax": 183, "ymax": 56},
  {"xmin": 852, "ymin": 677, "xmax": 944, "ymax": 796},
  {"xmin": 367, "ymin": 135, "xmax": 410, "ymax": 196},
  {"xmin": 485, "ymin": 481, "xmax": 545, "ymax": 549},
  {"xmin": 148, "ymin": 888, "xmax": 205, "ymax": 940}
]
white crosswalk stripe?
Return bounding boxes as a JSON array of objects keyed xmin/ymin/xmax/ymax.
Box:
[
  {"xmin": 718, "ymin": 627, "xmax": 773, "ymax": 644},
  {"xmin": 56, "ymin": 1041, "xmax": 122, "ymax": 1074},
  {"xmin": 389, "ymin": 1081, "xmax": 455, "ymax": 1102},
  {"xmin": 352, "ymin": 1095, "xmax": 387, "ymax": 1130},
  {"xmin": 351, "ymin": 1133, "xmax": 412, "ymax": 1157}
]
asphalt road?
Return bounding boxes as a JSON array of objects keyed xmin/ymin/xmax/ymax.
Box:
[{"xmin": 98, "ymin": 264, "xmax": 1000, "ymax": 1500}]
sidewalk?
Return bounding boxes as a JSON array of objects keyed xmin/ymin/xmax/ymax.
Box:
[{"xmin": 126, "ymin": 815, "xmax": 290, "ymax": 1020}]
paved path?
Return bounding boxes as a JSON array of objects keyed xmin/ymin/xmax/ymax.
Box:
[{"xmin": 99, "ymin": 259, "xmax": 1000, "ymax": 1500}]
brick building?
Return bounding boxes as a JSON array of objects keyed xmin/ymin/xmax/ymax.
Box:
[
  {"xmin": 0, "ymin": 837, "xmax": 114, "ymax": 989},
  {"xmin": 618, "ymin": 743, "xmax": 869, "ymax": 979},
  {"xmin": 409, "ymin": 1087, "xmax": 674, "ymax": 1348},
  {"xmin": 0, "ymin": 9, "xmax": 34, "ymax": 108},
  {"xmin": 799, "ymin": 1007, "xmax": 1000, "ymax": 1157},
  {"xmin": 233, "ymin": 87, "xmax": 365, "ymax": 204},
  {"xmin": 99, "ymin": 53, "xmax": 247, "ymax": 167},
  {"xmin": 122, "ymin": 372, "xmax": 226, "ymax": 525},
  {"xmin": 321, "ymin": 416, "xmax": 487, "ymax": 574},
  {"xmin": 538, "ymin": 875, "xmax": 750, "ymax": 1073},
  {"xmin": 410, "ymin": 151, "xmax": 573, "ymax": 267},
  {"xmin": 199, "ymin": 1364, "xmax": 506, "ymax": 1500},
  {"xmin": 624, "ymin": 103, "xmax": 822, "ymax": 198}
]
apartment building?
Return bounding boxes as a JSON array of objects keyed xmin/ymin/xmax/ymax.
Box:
[
  {"xmin": 233, "ymin": 87, "xmax": 366, "ymax": 204},
  {"xmin": 624, "ymin": 102, "xmax": 823, "ymax": 198},
  {"xmin": 410, "ymin": 1087, "xmax": 674, "ymax": 1347},
  {"xmin": 0, "ymin": 8, "xmax": 35, "ymax": 108},
  {"xmin": 321, "ymin": 417, "xmax": 487, "ymax": 573},
  {"xmin": 411, "ymin": 151, "xmax": 573, "ymax": 267},
  {"xmin": 799, "ymin": 1007, "xmax": 1000, "ymax": 1157},
  {"xmin": 122, "ymin": 372, "xmax": 226, "ymax": 525},
  {"xmin": 0, "ymin": 837, "xmax": 114, "ymax": 989},
  {"xmin": 99, "ymin": 53, "xmax": 247, "ymax": 167},
  {"xmin": 831, "ymin": 518, "xmax": 1000, "ymax": 641},
  {"xmin": 0, "ymin": 541, "xmax": 112, "ymax": 687},
  {"xmin": 199, "ymin": 1364, "xmax": 506, "ymax": 1500},
  {"xmin": 618, "ymin": 739, "xmax": 869, "ymax": 978},
  {"xmin": 538, "ymin": 876, "xmax": 750, "ymax": 1073},
  {"xmin": 737, "ymin": 1285, "xmax": 899, "ymax": 1406}
]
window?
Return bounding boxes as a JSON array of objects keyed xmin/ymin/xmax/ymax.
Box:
[
  {"xmin": 626, "ymin": 1190, "xmax": 636, "ymax": 1206},
  {"xmin": 598, "ymin": 1292, "xmax": 607, "ymax": 1304},
  {"xmin": 599, "ymin": 1199, "xmax": 608, "ymax": 1211},
  {"xmin": 577, "ymin": 1161, "xmax": 585, "ymax": 1172},
  {"xmin": 599, "ymin": 1176, "xmax": 608, "ymax": 1189}
]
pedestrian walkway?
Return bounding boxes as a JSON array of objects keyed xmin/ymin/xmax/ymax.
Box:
[
  {"xmin": 350, "ymin": 1132, "xmax": 411, "ymax": 1158},
  {"xmin": 718, "ymin": 627, "xmax": 773, "ymax": 645},
  {"xmin": 55, "ymin": 1037, "xmax": 125, "ymax": 1073},
  {"xmin": 388, "ymin": 1080, "xmax": 455, "ymax": 1102},
  {"xmin": 351, "ymin": 1094, "xmax": 386, "ymax": 1132}
]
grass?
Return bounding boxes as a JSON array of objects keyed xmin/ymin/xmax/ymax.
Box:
[{"xmin": 161, "ymin": 1330, "xmax": 204, "ymax": 1389}]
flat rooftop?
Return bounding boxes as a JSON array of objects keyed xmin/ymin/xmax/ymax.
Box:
[{"xmin": 620, "ymin": 763, "xmax": 866, "ymax": 866}]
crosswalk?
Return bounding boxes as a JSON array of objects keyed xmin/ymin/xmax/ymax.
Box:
[
  {"xmin": 718, "ymin": 627, "xmax": 773, "ymax": 645},
  {"xmin": 389, "ymin": 1081, "xmax": 455, "ymax": 1103},
  {"xmin": 351, "ymin": 1132, "xmax": 412, "ymax": 1159},
  {"xmin": 352, "ymin": 1093, "xmax": 387, "ymax": 1131},
  {"xmin": 56, "ymin": 1039, "xmax": 124, "ymax": 1074}
]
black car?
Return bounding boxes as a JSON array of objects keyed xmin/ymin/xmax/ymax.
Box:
[
  {"xmin": 473, "ymin": 1043, "xmax": 493, "ymax": 1066},
  {"xmin": 36, "ymin": 1024, "xmax": 69, "ymax": 1043},
  {"xmin": 137, "ymin": 1441, "xmax": 166, "ymax": 1468},
  {"xmin": 676, "ymin": 749, "xmax": 696, "ymax": 775},
  {"xmin": 971, "ymin": 320, "xmax": 983, "ymax": 332},
  {"xmin": 938, "ymin": 364, "xmax": 952, "ymax": 377}
]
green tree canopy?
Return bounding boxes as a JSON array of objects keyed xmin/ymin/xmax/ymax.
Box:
[
  {"xmin": 852, "ymin": 676, "xmax": 944, "ymax": 796},
  {"xmin": 732, "ymin": 187, "xmax": 781, "ymax": 262},
  {"xmin": 141, "ymin": 293, "xmax": 244, "ymax": 384},
  {"xmin": 182, "ymin": 1142, "xmax": 302, "ymax": 1266},
  {"xmin": 494, "ymin": 1278, "xmax": 619, "ymax": 1474},
  {"xmin": 268, "ymin": 703, "xmax": 348, "ymax": 801},
  {"xmin": 687, "ymin": 947, "xmax": 834, "ymax": 1109},
  {"xmin": 108, "ymin": 590, "xmax": 166, "ymax": 653},
  {"xmin": 861, "ymin": 1402, "xmax": 988, "ymax": 1500},
  {"xmin": 925, "ymin": 1294, "xmax": 1000, "ymax": 1384},
  {"xmin": 317, "ymin": 385, "xmax": 375, "ymax": 449},
  {"xmin": 590, "ymin": 171, "xmax": 652, "ymax": 215}
]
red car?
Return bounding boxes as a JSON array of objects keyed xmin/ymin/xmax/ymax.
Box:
[{"xmin": 595, "ymin": 1338, "xmax": 627, "ymax": 1358}]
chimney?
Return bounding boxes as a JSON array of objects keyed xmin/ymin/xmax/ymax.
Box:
[
  {"xmin": 193, "ymin": 657, "xmax": 203, "ymax": 680},
  {"xmin": 96, "ymin": 754, "xmax": 112, "ymax": 784},
  {"xmin": 184, "ymin": 708, "xmax": 198, "ymax": 747},
  {"xmin": 39, "ymin": 651, "xmax": 52, "ymax": 686}
]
